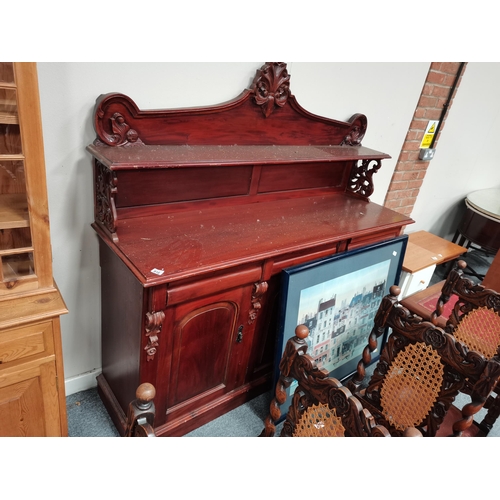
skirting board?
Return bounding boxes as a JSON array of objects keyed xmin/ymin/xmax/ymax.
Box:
[{"xmin": 64, "ymin": 368, "xmax": 102, "ymax": 396}]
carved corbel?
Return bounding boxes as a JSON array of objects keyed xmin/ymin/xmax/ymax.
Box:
[
  {"xmin": 248, "ymin": 281, "xmax": 269, "ymax": 324},
  {"xmin": 347, "ymin": 158, "xmax": 382, "ymax": 199},
  {"xmin": 251, "ymin": 62, "xmax": 291, "ymax": 117},
  {"xmin": 95, "ymin": 160, "xmax": 119, "ymax": 242},
  {"xmin": 144, "ymin": 311, "xmax": 166, "ymax": 361}
]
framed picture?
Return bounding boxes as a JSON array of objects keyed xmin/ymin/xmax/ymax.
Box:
[{"xmin": 275, "ymin": 235, "xmax": 408, "ymax": 417}]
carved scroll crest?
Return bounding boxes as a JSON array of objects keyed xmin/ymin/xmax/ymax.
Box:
[
  {"xmin": 347, "ymin": 159, "xmax": 381, "ymax": 199},
  {"xmin": 341, "ymin": 114, "xmax": 367, "ymax": 147},
  {"xmin": 342, "ymin": 125, "xmax": 363, "ymax": 146},
  {"xmin": 95, "ymin": 160, "xmax": 118, "ymax": 242},
  {"xmin": 95, "ymin": 107, "xmax": 143, "ymax": 147},
  {"xmin": 144, "ymin": 310, "xmax": 166, "ymax": 361},
  {"xmin": 251, "ymin": 62, "xmax": 291, "ymax": 117},
  {"xmin": 248, "ymin": 281, "xmax": 268, "ymax": 324}
]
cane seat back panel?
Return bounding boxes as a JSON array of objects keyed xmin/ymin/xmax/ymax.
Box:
[
  {"xmin": 432, "ymin": 260, "xmax": 500, "ymax": 351},
  {"xmin": 380, "ymin": 342, "xmax": 444, "ymax": 431},
  {"xmin": 293, "ymin": 403, "xmax": 345, "ymax": 437},
  {"xmin": 453, "ymin": 307, "xmax": 500, "ymax": 359}
]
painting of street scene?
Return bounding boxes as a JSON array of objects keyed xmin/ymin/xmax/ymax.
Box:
[{"xmin": 296, "ymin": 259, "xmax": 391, "ymax": 375}]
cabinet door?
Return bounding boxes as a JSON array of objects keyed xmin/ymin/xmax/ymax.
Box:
[
  {"xmin": 0, "ymin": 358, "xmax": 62, "ymax": 436},
  {"xmin": 161, "ymin": 285, "xmax": 252, "ymax": 419}
]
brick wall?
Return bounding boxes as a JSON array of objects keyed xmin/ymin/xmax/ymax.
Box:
[{"xmin": 384, "ymin": 62, "xmax": 467, "ymax": 217}]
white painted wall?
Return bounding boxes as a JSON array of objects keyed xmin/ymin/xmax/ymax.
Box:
[
  {"xmin": 410, "ymin": 62, "xmax": 500, "ymax": 239},
  {"xmin": 36, "ymin": 62, "xmax": 430, "ymax": 394}
]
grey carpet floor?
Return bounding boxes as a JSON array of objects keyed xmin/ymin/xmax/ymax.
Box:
[
  {"xmin": 66, "ymin": 388, "xmax": 120, "ymax": 437},
  {"xmin": 65, "ymin": 388, "xmax": 274, "ymax": 437}
]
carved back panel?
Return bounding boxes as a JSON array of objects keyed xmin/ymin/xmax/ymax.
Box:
[{"xmin": 92, "ymin": 62, "xmax": 368, "ymax": 148}]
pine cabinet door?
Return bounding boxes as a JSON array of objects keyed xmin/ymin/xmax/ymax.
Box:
[{"xmin": 0, "ymin": 357, "xmax": 62, "ymax": 436}]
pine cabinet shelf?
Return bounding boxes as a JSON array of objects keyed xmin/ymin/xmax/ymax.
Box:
[
  {"xmin": 0, "ymin": 113, "xmax": 18, "ymax": 125},
  {"xmin": 0, "ymin": 193, "xmax": 30, "ymax": 229}
]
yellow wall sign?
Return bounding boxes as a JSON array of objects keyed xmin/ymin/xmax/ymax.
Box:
[{"xmin": 420, "ymin": 120, "xmax": 439, "ymax": 149}]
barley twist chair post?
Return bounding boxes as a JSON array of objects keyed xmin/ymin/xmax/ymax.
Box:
[
  {"xmin": 260, "ymin": 325, "xmax": 309, "ymax": 437},
  {"xmin": 348, "ymin": 285, "xmax": 400, "ymax": 393}
]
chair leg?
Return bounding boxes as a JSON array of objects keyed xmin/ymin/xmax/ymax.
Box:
[{"xmin": 480, "ymin": 393, "xmax": 500, "ymax": 434}]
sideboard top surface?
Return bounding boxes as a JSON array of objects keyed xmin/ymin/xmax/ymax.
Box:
[{"xmin": 96, "ymin": 193, "xmax": 412, "ymax": 286}]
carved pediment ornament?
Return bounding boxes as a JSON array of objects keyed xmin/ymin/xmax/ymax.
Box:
[{"xmin": 251, "ymin": 62, "xmax": 291, "ymax": 117}]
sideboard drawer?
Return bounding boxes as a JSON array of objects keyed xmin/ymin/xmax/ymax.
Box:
[{"xmin": 0, "ymin": 321, "xmax": 54, "ymax": 366}]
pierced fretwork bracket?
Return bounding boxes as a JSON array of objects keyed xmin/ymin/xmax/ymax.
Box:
[
  {"xmin": 95, "ymin": 160, "xmax": 119, "ymax": 242},
  {"xmin": 347, "ymin": 159, "xmax": 382, "ymax": 199}
]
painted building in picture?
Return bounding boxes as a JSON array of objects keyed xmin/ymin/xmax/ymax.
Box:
[{"xmin": 309, "ymin": 281, "xmax": 386, "ymax": 372}]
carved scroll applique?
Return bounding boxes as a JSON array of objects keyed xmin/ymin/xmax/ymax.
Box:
[
  {"xmin": 95, "ymin": 160, "xmax": 118, "ymax": 241},
  {"xmin": 96, "ymin": 110, "xmax": 142, "ymax": 147},
  {"xmin": 248, "ymin": 281, "xmax": 268, "ymax": 324},
  {"xmin": 251, "ymin": 62, "xmax": 291, "ymax": 117},
  {"xmin": 145, "ymin": 311, "xmax": 166, "ymax": 361},
  {"xmin": 347, "ymin": 159, "xmax": 381, "ymax": 199},
  {"xmin": 341, "ymin": 114, "xmax": 367, "ymax": 147},
  {"xmin": 342, "ymin": 125, "xmax": 363, "ymax": 146}
]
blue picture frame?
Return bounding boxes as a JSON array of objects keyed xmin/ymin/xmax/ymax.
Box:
[{"xmin": 275, "ymin": 235, "xmax": 408, "ymax": 417}]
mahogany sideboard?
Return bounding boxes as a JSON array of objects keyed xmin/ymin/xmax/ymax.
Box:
[{"xmin": 87, "ymin": 62, "xmax": 413, "ymax": 436}]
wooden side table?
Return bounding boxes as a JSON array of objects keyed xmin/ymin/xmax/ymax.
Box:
[
  {"xmin": 399, "ymin": 231, "xmax": 467, "ymax": 298},
  {"xmin": 402, "ymin": 250, "xmax": 500, "ymax": 328}
]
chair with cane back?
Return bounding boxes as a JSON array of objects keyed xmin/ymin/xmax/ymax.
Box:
[
  {"xmin": 260, "ymin": 325, "xmax": 407, "ymax": 437},
  {"xmin": 430, "ymin": 259, "xmax": 500, "ymax": 434},
  {"xmin": 348, "ymin": 285, "xmax": 500, "ymax": 437}
]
